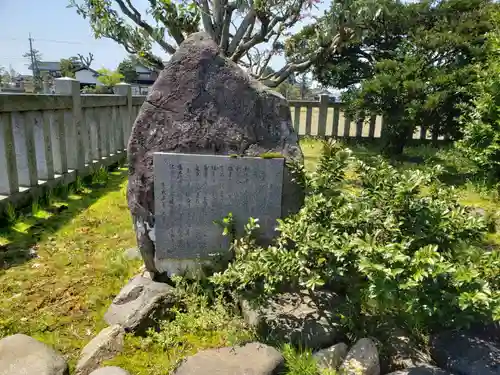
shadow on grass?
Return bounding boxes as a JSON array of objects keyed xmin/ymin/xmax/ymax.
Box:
[{"xmin": 0, "ymin": 165, "xmax": 128, "ymax": 271}]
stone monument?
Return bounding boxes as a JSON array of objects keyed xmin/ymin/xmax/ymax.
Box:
[
  {"xmin": 153, "ymin": 152, "xmax": 284, "ymax": 275},
  {"xmin": 127, "ymin": 31, "xmax": 304, "ymax": 277}
]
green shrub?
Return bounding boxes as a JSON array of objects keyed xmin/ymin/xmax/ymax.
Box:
[{"xmin": 211, "ymin": 141, "xmax": 500, "ymax": 333}]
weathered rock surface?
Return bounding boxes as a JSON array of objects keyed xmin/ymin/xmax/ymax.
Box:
[
  {"xmin": 241, "ymin": 289, "xmax": 342, "ymax": 350},
  {"xmin": 430, "ymin": 324, "xmax": 500, "ymax": 375},
  {"xmin": 385, "ymin": 328, "xmax": 432, "ymax": 371},
  {"xmin": 75, "ymin": 325, "xmax": 125, "ymax": 375},
  {"xmin": 313, "ymin": 342, "xmax": 348, "ymax": 370},
  {"xmin": 104, "ymin": 275, "xmax": 176, "ymax": 333},
  {"xmin": 385, "ymin": 365, "xmax": 453, "ymax": 375},
  {"xmin": 127, "ymin": 31, "xmax": 304, "ymax": 275},
  {"xmin": 88, "ymin": 367, "xmax": 130, "ymax": 375},
  {"xmin": 339, "ymin": 338, "xmax": 380, "ymax": 375},
  {"xmin": 172, "ymin": 342, "xmax": 284, "ymax": 375},
  {"xmin": 0, "ymin": 334, "xmax": 68, "ymax": 375}
]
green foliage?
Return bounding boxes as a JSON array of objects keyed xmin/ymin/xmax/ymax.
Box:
[
  {"xmin": 281, "ymin": 344, "xmax": 328, "ymax": 375},
  {"xmin": 117, "ymin": 59, "xmax": 138, "ymax": 83},
  {"xmin": 259, "ymin": 152, "xmax": 284, "ymax": 159},
  {"xmin": 310, "ymin": 0, "xmax": 498, "ymax": 155},
  {"xmin": 97, "ymin": 68, "xmax": 124, "ymax": 88},
  {"xmin": 144, "ymin": 279, "xmax": 252, "ymax": 370},
  {"xmin": 59, "ymin": 57, "xmax": 81, "ymax": 78},
  {"xmin": 456, "ymin": 12, "xmax": 500, "ymax": 181},
  {"xmin": 211, "ymin": 141, "xmax": 500, "ymax": 332}
]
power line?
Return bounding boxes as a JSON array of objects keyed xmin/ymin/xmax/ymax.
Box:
[{"xmin": 0, "ymin": 37, "xmax": 103, "ymax": 46}]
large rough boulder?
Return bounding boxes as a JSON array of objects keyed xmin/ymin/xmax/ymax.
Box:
[
  {"xmin": 430, "ymin": 324, "xmax": 500, "ymax": 375},
  {"xmin": 127, "ymin": 31, "xmax": 304, "ymax": 276},
  {"xmin": 0, "ymin": 334, "xmax": 68, "ymax": 375},
  {"xmin": 172, "ymin": 342, "xmax": 284, "ymax": 375}
]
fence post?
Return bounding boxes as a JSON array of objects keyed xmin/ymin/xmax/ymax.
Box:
[
  {"xmin": 318, "ymin": 95, "xmax": 329, "ymax": 138},
  {"xmin": 55, "ymin": 77, "xmax": 85, "ymax": 171},
  {"xmin": 0, "ymin": 112, "xmax": 19, "ymax": 194},
  {"xmin": 114, "ymin": 83, "xmax": 132, "ymax": 150}
]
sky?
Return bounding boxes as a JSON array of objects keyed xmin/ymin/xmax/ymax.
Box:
[{"xmin": 0, "ymin": 0, "xmax": 329, "ymax": 76}]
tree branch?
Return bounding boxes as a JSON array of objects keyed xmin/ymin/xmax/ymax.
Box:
[
  {"xmin": 227, "ymin": 9, "xmax": 257, "ymax": 56},
  {"xmin": 115, "ymin": 0, "xmax": 176, "ymax": 54},
  {"xmin": 220, "ymin": 2, "xmax": 236, "ymax": 52},
  {"xmin": 263, "ymin": 33, "xmax": 345, "ymax": 87},
  {"xmin": 200, "ymin": 0, "xmax": 216, "ymax": 39}
]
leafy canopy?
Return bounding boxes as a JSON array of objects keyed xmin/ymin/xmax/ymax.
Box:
[
  {"xmin": 68, "ymin": 0, "xmax": 383, "ymax": 87},
  {"xmin": 300, "ymin": 0, "xmax": 497, "ymax": 155}
]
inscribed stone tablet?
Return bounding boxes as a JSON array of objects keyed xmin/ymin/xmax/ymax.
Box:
[{"xmin": 153, "ymin": 153, "xmax": 284, "ymax": 265}]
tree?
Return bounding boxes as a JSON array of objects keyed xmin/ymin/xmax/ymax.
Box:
[
  {"xmin": 117, "ymin": 59, "xmax": 138, "ymax": 83},
  {"xmin": 97, "ymin": 68, "xmax": 124, "ymax": 88},
  {"xmin": 23, "ymin": 48, "xmax": 43, "ymax": 91},
  {"xmin": 69, "ymin": 0, "xmax": 383, "ymax": 87},
  {"xmin": 60, "ymin": 56, "xmax": 81, "ymax": 78},
  {"xmin": 309, "ymin": 0, "xmax": 497, "ymax": 155},
  {"xmin": 456, "ymin": 11, "xmax": 500, "ymax": 181},
  {"xmin": 0, "ymin": 66, "xmax": 7, "ymax": 87},
  {"xmin": 78, "ymin": 52, "xmax": 94, "ymax": 68}
]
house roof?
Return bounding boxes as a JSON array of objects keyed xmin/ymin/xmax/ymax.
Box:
[
  {"xmin": 28, "ymin": 61, "xmax": 61, "ymax": 71},
  {"xmin": 74, "ymin": 66, "xmax": 101, "ymax": 75}
]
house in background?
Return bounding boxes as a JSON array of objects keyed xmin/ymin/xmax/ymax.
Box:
[
  {"xmin": 130, "ymin": 63, "xmax": 158, "ymax": 95},
  {"xmin": 28, "ymin": 61, "xmax": 63, "ymax": 78},
  {"xmin": 74, "ymin": 67, "xmax": 104, "ymax": 89}
]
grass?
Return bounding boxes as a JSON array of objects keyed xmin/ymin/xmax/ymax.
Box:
[
  {"xmin": 0, "ymin": 166, "xmax": 141, "ymax": 371},
  {"xmin": 0, "ymin": 139, "xmax": 498, "ymax": 375}
]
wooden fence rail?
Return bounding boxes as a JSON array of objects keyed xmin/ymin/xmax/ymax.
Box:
[
  {"xmin": 0, "ymin": 78, "xmax": 143, "ymax": 209},
  {"xmin": 0, "ymin": 88, "xmax": 442, "ymax": 210}
]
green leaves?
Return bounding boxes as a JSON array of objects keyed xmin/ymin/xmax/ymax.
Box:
[{"xmin": 211, "ymin": 142, "xmax": 499, "ymax": 333}]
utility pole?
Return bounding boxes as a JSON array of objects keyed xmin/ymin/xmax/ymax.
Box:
[{"xmin": 28, "ymin": 33, "xmax": 41, "ymax": 92}]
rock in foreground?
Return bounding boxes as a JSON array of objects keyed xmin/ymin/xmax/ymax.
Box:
[
  {"xmin": 430, "ymin": 324, "xmax": 500, "ymax": 375},
  {"xmin": 127, "ymin": 31, "xmax": 304, "ymax": 276},
  {"xmin": 104, "ymin": 275, "xmax": 176, "ymax": 333},
  {"xmin": 385, "ymin": 365, "xmax": 453, "ymax": 375},
  {"xmin": 89, "ymin": 367, "xmax": 130, "ymax": 375},
  {"xmin": 75, "ymin": 325, "xmax": 125, "ymax": 375},
  {"xmin": 173, "ymin": 342, "xmax": 284, "ymax": 375},
  {"xmin": 339, "ymin": 338, "xmax": 380, "ymax": 375},
  {"xmin": 0, "ymin": 334, "xmax": 68, "ymax": 375},
  {"xmin": 241, "ymin": 289, "xmax": 342, "ymax": 350},
  {"xmin": 313, "ymin": 342, "xmax": 349, "ymax": 370}
]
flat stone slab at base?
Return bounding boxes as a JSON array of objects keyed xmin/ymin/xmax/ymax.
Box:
[
  {"xmin": 173, "ymin": 342, "xmax": 284, "ymax": 375},
  {"xmin": 241, "ymin": 289, "xmax": 343, "ymax": 350},
  {"xmin": 104, "ymin": 275, "xmax": 176, "ymax": 333},
  {"xmin": 0, "ymin": 334, "xmax": 68, "ymax": 375}
]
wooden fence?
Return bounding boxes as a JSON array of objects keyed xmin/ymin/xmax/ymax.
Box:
[
  {"xmin": 0, "ymin": 78, "xmax": 143, "ymax": 209},
  {"xmin": 0, "ymin": 86, "xmax": 442, "ymax": 210},
  {"xmin": 289, "ymin": 95, "xmax": 443, "ymax": 141}
]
